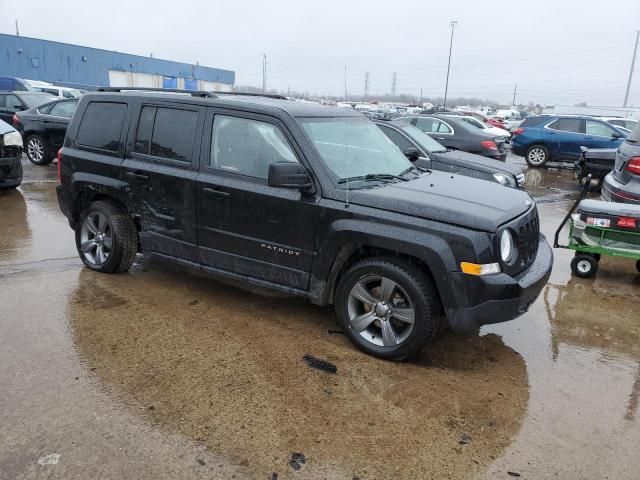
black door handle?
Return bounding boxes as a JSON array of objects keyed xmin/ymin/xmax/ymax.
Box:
[
  {"xmin": 203, "ymin": 187, "xmax": 230, "ymax": 199},
  {"xmin": 126, "ymin": 171, "xmax": 149, "ymax": 181}
]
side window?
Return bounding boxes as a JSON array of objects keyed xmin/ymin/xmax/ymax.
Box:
[
  {"xmin": 49, "ymin": 101, "xmax": 77, "ymax": 118},
  {"xmin": 5, "ymin": 95, "xmax": 23, "ymax": 111},
  {"xmin": 585, "ymin": 120, "xmax": 616, "ymax": 137},
  {"xmin": 379, "ymin": 125, "xmax": 414, "ymax": 152},
  {"xmin": 134, "ymin": 106, "xmax": 155, "ymax": 154},
  {"xmin": 76, "ymin": 102, "xmax": 127, "ymax": 152},
  {"xmin": 153, "ymin": 108, "xmax": 197, "ymax": 161},
  {"xmin": 62, "ymin": 90, "xmax": 74, "ymax": 99},
  {"xmin": 133, "ymin": 106, "xmax": 198, "ymax": 162},
  {"xmin": 0, "ymin": 95, "xmax": 5, "ymax": 107},
  {"xmin": 415, "ymin": 118, "xmax": 437, "ymax": 132},
  {"xmin": 608, "ymin": 120, "xmax": 623, "ymax": 128},
  {"xmin": 210, "ymin": 115, "xmax": 298, "ymax": 179},
  {"xmin": 436, "ymin": 120, "xmax": 452, "ymax": 133},
  {"xmin": 548, "ymin": 118, "xmax": 582, "ymax": 133}
]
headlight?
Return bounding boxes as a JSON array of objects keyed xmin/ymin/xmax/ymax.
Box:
[
  {"xmin": 500, "ymin": 229, "xmax": 516, "ymax": 263},
  {"xmin": 2, "ymin": 131, "xmax": 23, "ymax": 147},
  {"xmin": 493, "ymin": 173, "xmax": 516, "ymax": 187}
]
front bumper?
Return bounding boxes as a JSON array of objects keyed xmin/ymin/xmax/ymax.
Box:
[
  {"xmin": 0, "ymin": 153, "xmax": 23, "ymax": 187},
  {"xmin": 436, "ymin": 234, "xmax": 553, "ymax": 331},
  {"xmin": 601, "ymin": 172, "xmax": 640, "ymax": 205}
]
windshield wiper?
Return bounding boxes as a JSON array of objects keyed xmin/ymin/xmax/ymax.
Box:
[
  {"xmin": 338, "ymin": 173, "xmax": 408, "ymax": 184},
  {"xmin": 399, "ymin": 165, "xmax": 427, "ymax": 177}
]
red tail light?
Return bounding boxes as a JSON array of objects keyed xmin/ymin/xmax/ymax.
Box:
[
  {"xmin": 57, "ymin": 149, "xmax": 62, "ymax": 184},
  {"xmin": 512, "ymin": 127, "xmax": 524, "ymax": 136},
  {"xmin": 481, "ymin": 140, "xmax": 498, "ymax": 150},
  {"xmin": 12, "ymin": 114, "xmax": 20, "ymax": 126},
  {"xmin": 617, "ymin": 216, "xmax": 637, "ymax": 228},
  {"xmin": 626, "ymin": 157, "xmax": 640, "ymax": 175}
]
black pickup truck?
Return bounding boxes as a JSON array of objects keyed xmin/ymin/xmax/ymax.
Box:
[{"xmin": 56, "ymin": 89, "xmax": 553, "ymax": 360}]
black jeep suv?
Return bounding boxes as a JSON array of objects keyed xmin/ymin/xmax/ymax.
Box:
[{"xmin": 56, "ymin": 88, "xmax": 553, "ymax": 360}]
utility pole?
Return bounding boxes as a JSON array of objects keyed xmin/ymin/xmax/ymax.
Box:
[
  {"xmin": 623, "ymin": 30, "xmax": 639, "ymax": 108},
  {"xmin": 443, "ymin": 20, "xmax": 458, "ymax": 109},
  {"xmin": 344, "ymin": 65, "xmax": 348, "ymax": 101},
  {"xmin": 15, "ymin": 20, "xmax": 19, "ymax": 36},
  {"xmin": 364, "ymin": 72, "xmax": 370, "ymax": 100},
  {"xmin": 262, "ymin": 54, "xmax": 267, "ymax": 93},
  {"xmin": 391, "ymin": 72, "xmax": 397, "ymax": 97},
  {"xmin": 419, "ymin": 88, "xmax": 423, "ymax": 106},
  {"xmin": 512, "ymin": 83, "xmax": 518, "ymax": 107}
]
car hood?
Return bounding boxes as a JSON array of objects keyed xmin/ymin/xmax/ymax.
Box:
[
  {"xmin": 347, "ymin": 170, "xmax": 532, "ymax": 232},
  {"xmin": 431, "ymin": 149, "xmax": 523, "ymax": 176},
  {"xmin": 0, "ymin": 118, "xmax": 16, "ymax": 135}
]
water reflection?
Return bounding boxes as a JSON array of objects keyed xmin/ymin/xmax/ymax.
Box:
[
  {"xmin": 68, "ymin": 264, "xmax": 528, "ymax": 479},
  {"xmin": 0, "ymin": 188, "xmax": 31, "ymax": 263}
]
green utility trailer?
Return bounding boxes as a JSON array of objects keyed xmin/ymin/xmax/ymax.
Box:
[{"xmin": 554, "ymin": 176, "xmax": 640, "ymax": 278}]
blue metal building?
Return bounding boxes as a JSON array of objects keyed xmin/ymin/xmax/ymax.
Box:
[{"xmin": 0, "ymin": 33, "xmax": 235, "ymax": 91}]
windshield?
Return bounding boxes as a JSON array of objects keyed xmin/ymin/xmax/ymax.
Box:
[
  {"xmin": 628, "ymin": 120, "xmax": 640, "ymax": 143},
  {"xmin": 300, "ymin": 117, "xmax": 412, "ymax": 182},
  {"xmin": 398, "ymin": 123, "xmax": 447, "ymax": 153}
]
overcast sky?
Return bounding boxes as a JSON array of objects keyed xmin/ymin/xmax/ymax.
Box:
[{"xmin": 1, "ymin": 0, "xmax": 639, "ymax": 106}]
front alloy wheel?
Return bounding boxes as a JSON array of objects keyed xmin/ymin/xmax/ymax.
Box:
[
  {"xmin": 347, "ymin": 276, "xmax": 415, "ymax": 347},
  {"xmin": 26, "ymin": 135, "xmax": 51, "ymax": 165},
  {"xmin": 335, "ymin": 257, "xmax": 439, "ymax": 360}
]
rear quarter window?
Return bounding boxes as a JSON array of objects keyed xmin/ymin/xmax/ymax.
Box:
[{"xmin": 76, "ymin": 102, "xmax": 127, "ymax": 152}]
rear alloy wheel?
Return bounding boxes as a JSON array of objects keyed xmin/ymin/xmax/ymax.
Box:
[
  {"xmin": 335, "ymin": 257, "xmax": 439, "ymax": 360},
  {"xmin": 26, "ymin": 135, "xmax": 52, "ymax": 165},
  {"xmin": 75, "ymin": 201, "xmax": 138, "ymax": 273},
  {"xmin": 525, "ymin": 145, "xmax": 549, "ymax": 168},
  {"xmin": 571, "ymin": 253, "xmax": 598, "ymax": 278}
]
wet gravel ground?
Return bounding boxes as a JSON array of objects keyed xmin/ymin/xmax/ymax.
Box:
[{"xmin": 1, "ymin": 155, "xmax": 639, "ymax": 479}]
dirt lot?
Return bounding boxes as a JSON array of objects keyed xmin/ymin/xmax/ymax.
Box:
[{"xmin": 1, "ymin": 156, "xmax": 639, "ymax": 480}]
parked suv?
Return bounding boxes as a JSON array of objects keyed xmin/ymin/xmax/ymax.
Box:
[
  {"xmin": 602, "ymin": 121, "xmax": 640, "ymax": 204},
  {"xmin": 511, "ymin": 115, "xmax": 627, "ymax": 167},
  {"xmin": 56, "ymin": 88, "xmax": 553, "ymax": 360}
]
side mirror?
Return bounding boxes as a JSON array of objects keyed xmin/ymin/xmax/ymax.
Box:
[
  {"xmin": 611, "ymin": 131, "xmax": 623, "ymax": 139},
  {"xmin": 268, "ymin": 162, "xmax": 313, "ymax": 190},
  {"xmin": 403, "ymin": 147, "xmax": 421, "ymax": 162}
]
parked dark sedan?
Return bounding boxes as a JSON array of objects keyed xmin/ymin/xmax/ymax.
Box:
[
  {"xmin": 13, "ymin": 98, "xmax": 77, "ymax": 165},
  {"xmin": 0, "ymin": 91, "xmax": 56, "ymax": 125},
  {"xmin": 376, "ymin": 120, "xmax": 524, "ymax": 188},
  {"xmin": 399, "ymin": 114, "xmax": 508, "ymax": 160},
  {"xmin": 0, "ymin": 118, "xmax": 23, "ymax": 190},
  {"xmin": 602, "ymin": 121, "xmax": 640, "ymax": 204}
]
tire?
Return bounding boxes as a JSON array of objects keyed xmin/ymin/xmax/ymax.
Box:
[
  {"xmin": 75, "ymin": 201, "xmax": 138, "ymax": 273},
  {"xmin": 525, "ymin": 145, "xmax": 549, "ymax": 168},
  {"xmin": 571, "ymin": 253, "xmax": 598, "ymax": 279},
  {"xmin": 334, "ymin": 257, "xmax": 439, "ymax": 361},
  {"xmin": 25, "ymin": 134, "xmax": 52, "ymax": 165}
]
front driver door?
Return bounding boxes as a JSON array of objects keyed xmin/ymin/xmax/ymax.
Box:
[{"xmin": 196, "ymin": 110, "xmax": 318, "ymax": 290}]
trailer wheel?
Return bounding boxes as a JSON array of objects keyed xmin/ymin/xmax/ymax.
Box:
[{"xmin": 571, "ymin": 254, "xmax": 598, "ymax": 278}]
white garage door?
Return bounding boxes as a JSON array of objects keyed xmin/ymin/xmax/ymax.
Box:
[{"xmin": 108, "ymin": 70, "xmax": 127, "ymax": 87}]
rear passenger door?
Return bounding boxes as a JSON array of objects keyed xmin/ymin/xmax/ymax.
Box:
[
  {"xmin": 122, "ymin": 101, "xmax": 204, "ymax": 260},
  {"xmin": 545, "ymin": 118, "xmax": 585, "ymax": 160},
  {"xmin": 195, "ymin": 110, "xmax": 318, "ymax": 290}
]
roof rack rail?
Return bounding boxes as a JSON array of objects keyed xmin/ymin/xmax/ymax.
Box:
[
  {"xmin": 211, "ymin": 91, "xmax": 289, "ymax": 100},
  {"xmin": 96, "ymin": 87, "xmax": 217, "ymax": 98}
]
